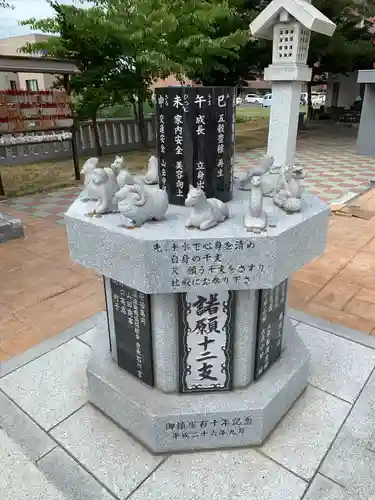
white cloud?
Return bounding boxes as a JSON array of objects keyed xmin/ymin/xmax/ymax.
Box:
[{"xmin": 0, "ymin": 0, "xmax": 84, "ymax": 38}]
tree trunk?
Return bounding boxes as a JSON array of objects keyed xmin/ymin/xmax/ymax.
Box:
[
  {"xmin": 92, "ymin": 113, "xmax": 102, "ymax": 157},
  {"xmin": 307, "ymin": 81, "xmax": 313, "ymax": 120},
  {"xmin": 137, "ymin": 89, "xmax": 148, "ymax": 148},
  {"xmin": 131, "ymin": 99, "xmax": 138, "ymax": 122}
]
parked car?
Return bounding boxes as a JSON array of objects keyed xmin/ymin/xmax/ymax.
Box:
[
  {"xmin": 244, "ymin": 93, "xmax": 261, "ymax": 104},
  {"xmin": 261, "ymin": 93, "xmax": 272, "ymax": 107},
  {"xmin": 236, "ymin": 96, "xmax": 243, "ymax": 105}
]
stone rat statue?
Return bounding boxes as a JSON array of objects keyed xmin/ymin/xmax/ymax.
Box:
[{"xmin": 115, "ymin": 183, "xmax": 169, "ymax": 227}]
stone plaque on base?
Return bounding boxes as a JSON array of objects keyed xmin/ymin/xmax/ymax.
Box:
[
  {"xmin": 107, "ymin": 279, "xmax": 154, "ymax": 387},
  {"xmin": 178, "ymin": 290, "xmax": 235, "ymax": 393},
  {"xmin": 254, "ymin": 280, "xmax": 288, "ymax": 380},
  {"xmin": 155, "ymin": 86, "xmax": 235, "ymax": 205}
]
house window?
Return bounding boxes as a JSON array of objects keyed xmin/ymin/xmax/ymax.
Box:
[
  {"xmin": 9, "ymin": 80, "xmax": 17, "ymax": 91},
  {"xmin": 26, "ymin": 79, "xmax": 39, "ymax": 92}
]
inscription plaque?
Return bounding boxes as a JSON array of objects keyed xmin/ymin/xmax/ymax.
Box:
[
  {"xmin": 107, "ymin": 279, "xmax": 154, "ymax": 386},
  {"xmin": 254, "ymin": 279, "xmax": 288, "ymax": 380},
  {"xmin": 155, "ymin": 86, "xmax": 235, "ymax": 205},
  {"xmin": 178, "ymin": 290, "xmax": 235, "ymax": 393}
]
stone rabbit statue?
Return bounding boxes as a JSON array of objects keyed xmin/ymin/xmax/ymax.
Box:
[
  {"xmin": 115, "ymin": 183, "xmax": 169, "ymax": 228},
  {"xmin": 143, "ymin": 155, "xmax": 159, "ymax": 185},
  {"xmin": 185, "ymin": 185, "xmax": 229, "ymax": 231}
]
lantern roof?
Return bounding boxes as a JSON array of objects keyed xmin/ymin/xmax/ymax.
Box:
[{"xmin": 250, "ymin": 0, "xmax": 336, "ymax": 40}]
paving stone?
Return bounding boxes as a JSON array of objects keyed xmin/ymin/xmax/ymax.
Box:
[
  {"xmin": 320, "ymin": 369, "xmax": 375, "ymax": 487},
  {"xmin": 0, "ymin": 390, "xmax": 56, "ymax": 461},
  {"xmin": 366, "ymin": 424, "xmax": 375, "ymax": 452},
  {"xmin": 0, "ymin": 339, "xmax": 90, "ymax": 430},
  {"xmin": 343, "ymin": 449, "xmax": 375, "ymax": 499},
  {"xmin": 303, "ymin": 474, "xmax": 344, "ymax": 500},
  {"xmin": 0, "ymin": 429, "xmax": 67, "ymax": 500},
  {"xmin": 51, "ymin": 405, "xmax": 163, "ymax": 500},
  {"xmin": 261, "ymin": 386, "xmax": 351, "ymax": 481},
  {"xmin": 38, "ymin": 446, "xmax": 116, "ymax": 500},
  {"xmin": 0, "ymin": 313, "xmax": 104, "ymax": 379},
  {"xmin": 129, "ymin": 449, "xmax": 306, "ymax": 500},
  {"xmin": 79, "ymin": 325, "xmax": 104, "ymax": 347},
  {"xmin": 297, "ymin": 323, "xmax": 375, "ymax": 403}
]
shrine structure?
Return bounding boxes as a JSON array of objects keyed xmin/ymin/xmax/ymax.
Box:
[{"xmin": 65, "ymin": 0, "xmax": 335, "ymax": 453}]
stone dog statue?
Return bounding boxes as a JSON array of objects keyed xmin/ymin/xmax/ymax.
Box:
[{"xmin": 115, "ymin": 183, "xmax": 169, "ymax": 227}]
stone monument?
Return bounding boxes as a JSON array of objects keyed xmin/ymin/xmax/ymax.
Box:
[{"xmin": 65, "ymin": 0, "xmax": 335, "ymax": 454}]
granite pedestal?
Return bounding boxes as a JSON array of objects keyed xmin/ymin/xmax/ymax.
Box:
[{"xmin": 65, "ymin": 185, "xmax": 329, "ymax": 453}]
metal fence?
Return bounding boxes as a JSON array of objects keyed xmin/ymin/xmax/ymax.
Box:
[{"xmin": 0, "ymin": 117, "xmax": 156, "ymax": 166}]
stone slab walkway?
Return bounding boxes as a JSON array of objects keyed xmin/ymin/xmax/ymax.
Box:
[
  {"xmin": 1, "ymin": 310, "xmax": 375, "ymax": 500},
  {"xmin": 236, "ymin": 123, "xmax": 375, "ymax": 202}
]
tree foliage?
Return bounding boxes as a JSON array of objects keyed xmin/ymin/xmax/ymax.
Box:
[
  {"xmin": 304, "ymin": 0, "xmax": 375, "ymax": 115},
  {"xmin": 21, "ymin": 0, "xmax": 248, "ymax": 149}
]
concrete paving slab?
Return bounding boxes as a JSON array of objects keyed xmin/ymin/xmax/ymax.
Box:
[
  {"xmin": 0, "ymin": 339, "xmax": 90, "ymax": 430},
  {"xmin": 343, "ymin": 449, "xmax": 375, "ymax": 500},
  {"xmin": 297, "ymin": 323, "xmax": 375, "ymax": 403},
  {"xmin": 303, "ymin": 474, "xmax": 344, "ymax": 500},
  {"xmin": 320, "ymin": 369, "xmax": 375, "ymax": 487},
  {"xmin": 0, "ymin": 429, "xmax": 67, "ymax": 500},
  {"xmin": 51, "ymin": 405, "xmax": 163, "ymax": 500},
  {"xmin": 129, "ymin": 449, "xmax": 307, "ymax": 500},
  {"xmin": 38, "ymin": 446, "xmax": 116, "ymax": 500},
  {"xmin": 261, "ymin": 386, "xmax": 351, "ymax": 481},
  {"xmin": 0, "ymin": 390, "xmax": 56, "ymax": 461}
]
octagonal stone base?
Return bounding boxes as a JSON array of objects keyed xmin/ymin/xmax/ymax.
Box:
[{"xmin": 87, "ymin": 317, "xmax": 309, "ymax": 453}]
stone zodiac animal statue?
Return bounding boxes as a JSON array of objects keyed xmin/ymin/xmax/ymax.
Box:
[
  {"xmin": 273, "ymin": 165, "xmax": 303, "ymax": 213},
  {"xmin": 117, "ymin": 168, "xmax": 137, "ymax": 189},
  {"xmin": 239, "ymin": 155, "xmax": 273, "ymax": 191},
  {"xmin": 80, "ymin": 157, "xmax": 99, "ymax": 201},
  {"xmin": 87, "ymin": 168, "xmax": 119, "ymax": 215},
  {"xmin": 185, "ymin": 185, "xmax": 229, "ymax": 231},
  {"xmin": 244, "ymin": 176, "xmax": 268, "ymax": 233},
  {"xmin": 115, "ymin": 183, "xmax": 169, "ymax": 228},
  {"xmin": 110, "ymin": 156, "xmax": 125, "ymax": 176},
  {"xmin": 143, "ymin": 155, "xmax": 159, "ymax": 185}
]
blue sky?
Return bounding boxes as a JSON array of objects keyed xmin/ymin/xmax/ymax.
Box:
[{"xmin": 0, "ymin": 0, "xmax": 78, "ymax": 38}]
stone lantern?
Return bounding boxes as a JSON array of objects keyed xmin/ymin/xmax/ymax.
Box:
[{"xmin": 250, "ymin": 0, "xmax": 335, "ymax": 174}]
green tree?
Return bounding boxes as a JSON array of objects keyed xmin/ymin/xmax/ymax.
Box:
[
  {"xmin": 187, "ymin": 0, "xmax": 272, "ymax": 86},
  {"xmin": 305, "ymin": 0, "xmax": 375, "ymax": 118},
  {"xmin": 22, "ymin": 0, "xmax": 249, "ymax": 147},
  {"xmin": 85, "ymin": 0, "xmax": 249, "ymax": 141},
  {"xmin": 21, "ymin": 1, "xmax": 134, "ymax": 155}
]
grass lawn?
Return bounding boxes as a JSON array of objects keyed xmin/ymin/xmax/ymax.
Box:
[{"xmin": 0, "ymin": 106, "xmax": 274, "ymax": 198}]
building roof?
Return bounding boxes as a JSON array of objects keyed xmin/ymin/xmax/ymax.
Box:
[
  {"xmin": 0, "ymin": 54, "xmax": 79, "ymax": 75},
  {"xmin": 250, "ymin": 0, "xmax": 336, "ymax": 40}
]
